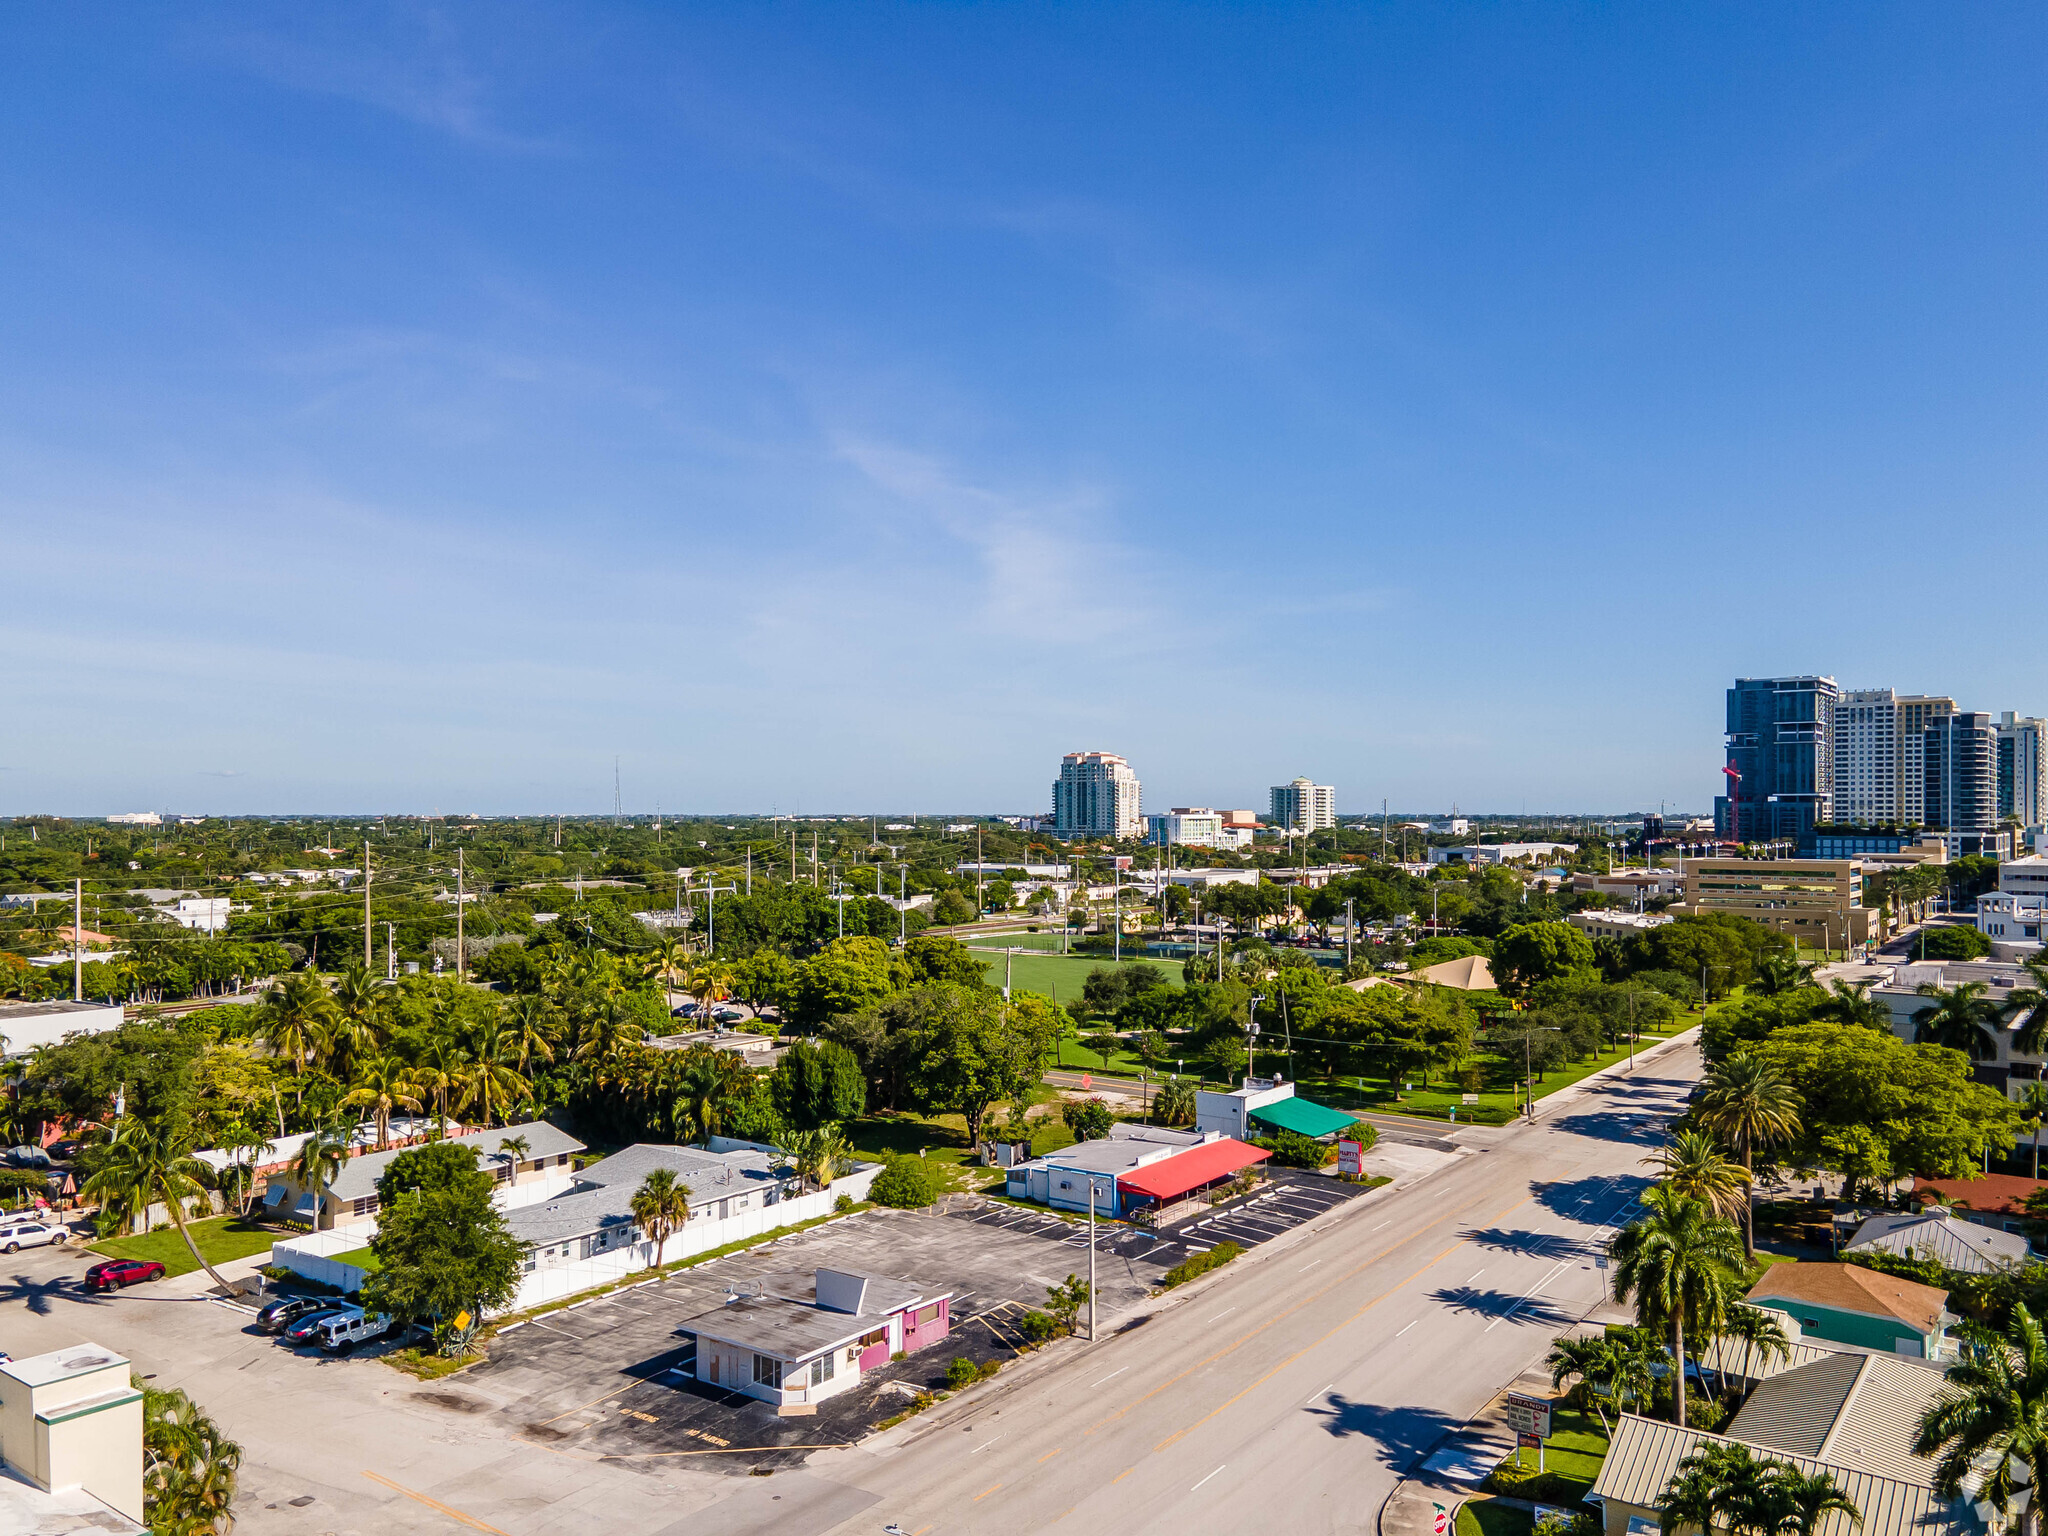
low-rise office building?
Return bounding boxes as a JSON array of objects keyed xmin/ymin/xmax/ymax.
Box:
[
  {"xmin": 1005, "ymin": 1123, "xmax": 1271, "ymax": 1221},
  {"xmin": 680, "ymin": 1267, "xmax": 951, "ymax": 1415},
  {"xmin": 1567, "ymin": 910, "xmax": 1674, "ymax": 943},
  {"xmin": 1671, "ymin": 858, "xmax": 1875, "ymax": 947},
  {"xmin": 1426, "ymin": 842, "xmax": 1577, "ymax": 867},
  {"xmin": 1195, "ymin": 1078, "xmax": 1356, "ymax": 1141},
  {"xmin": 0, "ymin": 1000, "xmax": 125, "ymax": 1059}
]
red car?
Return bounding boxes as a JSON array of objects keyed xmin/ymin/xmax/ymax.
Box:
[{"xmin": 84, "ymin": 1259, "xmax": 165, "ymax": 1291}]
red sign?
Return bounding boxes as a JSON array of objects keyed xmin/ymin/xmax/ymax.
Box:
[
  {"xmin": 1431, "ymin": 1504, "xmax": 1451, "ymax": 1536},
  {"xmin": 1519, "ymin": 1432, "xmax": 1543, "ymax": 1449}
]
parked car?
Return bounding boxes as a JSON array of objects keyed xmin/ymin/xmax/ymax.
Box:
[
  {"xmin": 313, "ymin": 1310, "xmax": 396, "ymax": 1355},
  {"xmin": 0, "ymin": 1220, "xmax": 68, "ymax": 1253},
  {"xmin": 255, "ymin": 1295, "xmax": 340, "ymax": 1334},
  {"xmin": 2, "ymin": 1146, "xmax": 51, "ymax": 1170},
  {"xmin": 83, "ymin": 1259, "xmax": 166, "ymax": 1291},
  {"xmin": 280, "ymin": 1305, "xmax": 358, "ymax": 1346},
  {"xmin": 45, "ymin": 1140, "xmax": 84, "ymax": 1161}
]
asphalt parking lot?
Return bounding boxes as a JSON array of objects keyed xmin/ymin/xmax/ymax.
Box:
[
  {"xmin": 455, "ymin": 1203, "xmax": 1174, "ymax": 1470},
  {"xmin": 948, "ymin": 1168, "xmax": 1369, "ymax": 1268}
]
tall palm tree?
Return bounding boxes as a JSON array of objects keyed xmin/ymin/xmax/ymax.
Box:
[
  {"xmin": 286, "ymin": 1125, "xmax": 346, "ymax": 1227},
  {"xmin": 503, "ymin": 994, "xmax": 559, "ymax": 1076},
  {"xmin": 1696, "ymin": 1052, "xmax": 1803, "ymax": 1260},
  {"xmin": 786, "ymin": 1124, "xmax": 849, "ymax": 1192},
  {"xmin": 575, "ymin": 997, "xmax": 646, "ymax": 1064},
  {"xmin": 1547, "ymin": 1332, "xmax": 1618, "ymax": 1433},
  {"xmin": 1913, "ymin": 981, "xmax": 2002, "ymax": 1059},
  {"xmin": 341, "ymin": 1054, "xmax": 426, "ymax": 1151},
  {"xmin": 1645, "ymin": 1130, "xmax": 1752, "ymax": 1223},
  {"xmin": 642, "ymin": 934, "xmax": 691, "ymax": 997},
  {"xmin": 83, "ymin": 1116, "xmax": 232, "ymax": 1292},
  {"xmin": 1813, "ymin": 979, "xmax": 1891, "ymax": 1032},
  {"xmin": 629, "ymin": 1167, "xmax": 691, "ymax": 1279},
  {"xmin": 259, "ymin": 973, "xmax": 338, "ymax": 1099},
  {"xmin": 1915, "ymin": 1303, "xmax": 2048, "ymax": 1536},
  {"xmin": 457, "ymin": 1028, "xmax": 530, "ymax": 1130},
  {"xmin": 2019, "ymin": 1082, "xmax": 2048, "ymax": 1180},
  {"xmin": 1609, "ymin": 1185, "xmax": 1746, "ymax": 1428},
  {"xmin": 219, "ymin": 1126, "xmax": 274, "ymax": 1218},
  {"xmin": 495, "ymin": 1133, "xmax": 531, "ymax": 1175}
]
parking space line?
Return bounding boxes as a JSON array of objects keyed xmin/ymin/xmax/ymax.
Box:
[{"xmin": 363, "ymin": 1471, "xmax": 509, "ymax": 1534}]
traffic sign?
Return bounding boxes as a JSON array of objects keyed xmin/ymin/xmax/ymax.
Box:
[
  {"xmin": 1431, "ymin": 1503, "xmax": 1451, "ymax": 1536},
  {"xmin": 1502, "ymin": 1393, "xmax": 1554, "ymax": 1439}
]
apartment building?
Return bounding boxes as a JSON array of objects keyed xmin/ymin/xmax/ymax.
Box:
[
  {"xmin": 1831, "ymin": 689, "xmax": 1957, "ymax": 826},
  {"xmin": 1146, "ymin": 808, "xmax": 1225, "ymax": 847},
  {"xmin": 1999, "ymin": 713, "xmax": 2047, "ymax": 827},
  {"xmin": 1053, "ymin": 751, "xmax": 1143, "ymax": 840},
  {"xmin": 1924, "ymin": 712, "xmax": 2012, "ymax": 858},
  {"xmin": 1269, "ymin": 777, "xmax": 1336, "ymax": 833}
]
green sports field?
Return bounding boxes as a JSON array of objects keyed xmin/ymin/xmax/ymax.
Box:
[{"xmin": 969, "ymin": 945, "xmax": 1182, "ymax": 1006}]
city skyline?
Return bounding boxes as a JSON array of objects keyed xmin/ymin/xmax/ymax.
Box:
[{"xmin": 9, "ymin": 9, "xmax": 2048, "ymax": 814}]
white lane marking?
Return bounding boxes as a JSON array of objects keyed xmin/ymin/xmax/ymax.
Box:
[
  {"xmin": 1467, "ymin": 1269, "xmax": 1486, "ymax": 1282},
  {"xmin": 1306, "ymin": 1382, "xmax": 1335, "ymax": 1404},
  {"xmin": 972, "ymin": 1436, "xmax": 1002, "ymax": 1454},
  {"xmin": 1191, "ymin": 1465, "xmax": 1226, "ymax": 1492},
  {"xmin": 1485, "ymin": 1259, "xmax": 1577, "ymax": 1332},
  {"xmin": 1300, "ymin": 1260, "xmax": 1322, "ymax": 1272},
  {"xmin": 1209, "ymin": 1308, "xmax": 1237, "ymax": 1322},
  {"xmin": 1372, "ymin": 1221, "xmax": 1391, "ymax": 1230},
  {"xmin": 1395, "ymin": 1320, "xmax": 1417, "ymax": 1338},
  {"xmin": 1093, "ymin": 1367, "xmax": 1128, "ymax": 1386}
]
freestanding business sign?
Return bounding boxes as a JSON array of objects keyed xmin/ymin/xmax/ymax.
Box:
[
  {"xmin": 1502, "ymin": 1394, "xmax": 1554, "ymax": 1439},
  {"xmin": 1337, "ymin": 1139, "xmax": 1364, "ymax": 1176}
]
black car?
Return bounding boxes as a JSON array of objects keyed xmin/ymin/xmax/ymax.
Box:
[
  {"xmin": 255, "ymin": 1296, "xmax": 340, "ymax": 1335},
  {"xmin": 278, "ymin": 1305, "xmax": 355, "ymax": 1344}
]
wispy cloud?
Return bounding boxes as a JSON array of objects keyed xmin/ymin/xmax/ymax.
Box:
[{"xmin": 203, "ymin": 16, "xmax": 559, "ymax": 153}]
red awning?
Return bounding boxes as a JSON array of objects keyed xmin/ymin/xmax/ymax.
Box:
[{"xmin": 1117, "ymin": 1139, "xmax": 1271, "ymax": 1202}]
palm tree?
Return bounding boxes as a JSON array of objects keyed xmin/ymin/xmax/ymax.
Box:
[
  {"xmin": 1547, "ymin": 1332, "xmax": 1618, "ymax": 1433},
  {"xmin": 1771, "ymin": 1467, "xmax": 1863, "ymax": 1536},
  {"xmin": 341, "ymin": 1054, "xmax": 426, "ymax": 1151},
  {"xmin": 456, "ymin": 1027, "xmax": 530, "ymax": 1129},
  {"xmin": 1658, "ymin": 1442, "xmax": 1758, "ymax": 1536},
  {"xmin": 642, "ymin": 935, "xmax": 692, "ymax": 997},
  {"xmin": 574, "ymin": 997, "xmax": 646, "ymax": 1064},
  {"xmin": 219, "ymin": 1126, "xmax": 274, "ymax": 1218},
  {"xmin": 671, "ymin": 1046, "xmax": 748, "ymax": 1143},
  {"xmin": 83, "ymin": 1116, "xmax": 232, "ymax": 1292},
  {"xmin": 1813, "ymin": 979, "xmax": 1891, "ymax": 1032},
  {"xmin": 142, "ymin": 1382, "xmax": 242, "ymax": 1535},
  {"xmin": 2005, "ymin": 957, "xmax": 2048, "ymax": 1057},
  {"xmin": 286, "ymin": 1125, "xmax": 346, "ymax": 1228},
  {"xmin": 1718, "ymin": 1303, "xmax": 1792, "ymax": 1398},
  {"xmin": 1915, "ymin": 1303, "xmax": 2048, "ymax": 1536},
  {"xmin": 503, "ymin": 994, "xmax": 558, "ymax": 1075},
  {"xmin": 1753, "ymin": 955, "xmax": 1818, "ymax": 998},
  {"xmin": 259, "ymin": 973, "xmax": 338, "ymax": 1099},
  {"xmin": 1696, "ymin": 1052, "xmax": 1803, "ymax": 1260},
  {"xmin": 1609, "ymin": 1185, "xmax": 1746, "ymax": 1428},
  {"xmin": 1645, "ymin": 1130, "xmax": 1752, "ymax": 1223},
  {"xmin": 1913, "ymin": 981, "xmax": 2002, "ymax": 1059},
  {"xmin": 629, "ymin": 1167, "xmax": 691, "ymax": 1279}
]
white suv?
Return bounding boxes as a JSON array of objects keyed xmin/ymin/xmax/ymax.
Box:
[
  {"xmin": 313, "ymin": 1310, "xmax": 396, "ymax": 1355},
  {"xmin": 0, "ymin": 1221, "xmax": 67, "ymax": 1253}
]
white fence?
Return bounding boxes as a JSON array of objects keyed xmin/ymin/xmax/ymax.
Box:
[{"xmin": 267, "ymin": 1162, "xmax": 881, "ymax": 1314}]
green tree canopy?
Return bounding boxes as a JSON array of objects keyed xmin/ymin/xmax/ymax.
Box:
[
  {"xmin": 770, "ymin": 1039, "xmax": 868, "ymax": 1131},
  {"xmin": 1491, "ymin": 921, "xmax": 1597, "ymax": 994}
]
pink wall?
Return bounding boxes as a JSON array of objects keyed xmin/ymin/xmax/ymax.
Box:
[{"xmin": 897, "ymin": 1296, "xmax": 950, "ymax": 1355}]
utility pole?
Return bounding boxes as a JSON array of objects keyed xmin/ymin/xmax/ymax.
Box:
[
  {"xmin": 386, "ymin": 921, "xmax": 396, "ymax": 980},
  {"xmin": 1345, "ymin": 897, "xmax": 1354, "ymax": 971},
  {"xmin": 456, "ymin": 849, "xmax": 465, "ymax": 980},
  {"xmin": 899, "ymin": 866, "xmax": 908, "ymax": 944},
  {"xmin": 1113, "ymin": 876, "xmax": 1122, "ymax": 963},
  {"xmin": 977, "ymin": 828, "xmax": 985, "ymax": 914},
  {"xmin": 705, "ymin": 877, "xmax": 737, "ymax": 955},
  {"xmin": 745, "ymin": 848, "xmax": 753, "ymax": 897},
  {"xmin": 73, "ymin": 878, "xmax": 82, "ymax": 1002},
  {"xmin": 364, "ymin": 838, "xmax": 373, "ymax": 969},
  {"xmin": 1246, "ymin": 993, "xmax": 1265, "ymax": 1085},
  {"xmin": 1381, "ymin": 798, "xmax": 1389, "ymax": 862},
  {"xmin": 1088, "ymin": 1178, "xmax": 1098, "ymax": 1341}
]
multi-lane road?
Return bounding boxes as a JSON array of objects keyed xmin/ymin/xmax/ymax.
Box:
[{"xmin": 742, "ymin": 1039, "xmax": 1703, "ymax": 1536}]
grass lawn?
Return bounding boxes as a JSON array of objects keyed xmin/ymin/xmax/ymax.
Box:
[
  {"xmin": 90, "ymin": 1215, "xmax": 279, "ymax": 1278},
  {"xmin": 841, "ymin": 1103, "xmax": 1088, "ymax": 1194},
  {"xmin": 972, "ymin": 949, "xmax": 1183, "ymax": 1006},
  {"xmin": 328, "ymin": 1245, "xmax": 381, "ymax": 1273},
  {"xmin": 1458, "ymin": 1501, "xmax": 1533, "ymax": 1536}
]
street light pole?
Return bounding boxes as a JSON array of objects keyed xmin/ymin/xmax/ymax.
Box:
[
  {"xmin": 1088, "ymin": 1178, "xmax": 1098, "ymax": 1341},
  {"xmin": 1247, "ymin": 993, "xmax": 1265, "ymax": 1086}
]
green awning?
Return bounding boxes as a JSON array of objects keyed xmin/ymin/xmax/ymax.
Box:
[{"xmin": 1249, "ymin": 1096, "xmax": 1357, "ymax": 1139}]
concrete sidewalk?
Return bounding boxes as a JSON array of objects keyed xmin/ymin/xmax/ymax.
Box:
[{"xmin": 1379, "ymin": 1363, "xmax": 1562, "ymax": 1536}]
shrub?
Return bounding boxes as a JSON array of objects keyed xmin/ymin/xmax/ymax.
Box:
[
  {"xmin": 1252, "ymin": 1129, "xmax": 1335, "ymax": 1169},
  {"xmin": 869, "ymin": 1157, "xmax": 941, "ymax": 1209},
  {"xmin": 1159, "ymin": 1241, "xmax": 1242, "ymax": 1289},
  {"xmin": 945, "ymin": 1356, "xmax": 980, "ymax": 1389},
  {"xmin": 1918, "ymin": 925, "xmax": 1992, "ymax": 960},
  {"xmin": 1061, "ymin": 1099, "xmax": 1114, "ymax": 1142},
  {"xmin": 833, "ymin": 1194, "xmax": 854, "ymax": 1214}
]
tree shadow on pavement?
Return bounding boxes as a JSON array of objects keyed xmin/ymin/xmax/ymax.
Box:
[
  {"xmin": 1309, "ymin": 1397, "xmax": 1464, "ymax": 1474},
  {"xmin": 1532, "ymin": 1175, "xmax": 1648, "ymax": 1221},
  {"xmin": 1425, "ymin": 1285, "xmax": 1578, "ymax": 1330},
  {"xmin": 1458, "ymin": 1227, "xmax": 1593, "ymax": 1259},
  {"xmin": 0, "ymin": 1273, "xmax": 104, "ymax": 1316}
]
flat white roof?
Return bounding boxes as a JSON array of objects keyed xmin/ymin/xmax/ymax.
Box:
[{"xmin": 0, "ymin": 1341, "xmax": 129, "ymax": 1390}]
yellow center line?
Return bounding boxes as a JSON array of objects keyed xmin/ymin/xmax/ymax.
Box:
[
  {"xmin": 974, "ymin": 1483, "xmax": 1003, "ymax": 1502},
  {"xmin": 1087, "ymin": 1190, "xmax": 1523, "ymax": 1436},
  {"xmin": 1112, "ymin": 1466, "xmax": 1136, "ymax": 1484},
  {"xmin": 1039, "ymin": 1446, "xmax": 1065, "ymax": 1463},
  {"xmin": 362, "ymin": 1471, "xmax": 509, "ymax": 1535}
]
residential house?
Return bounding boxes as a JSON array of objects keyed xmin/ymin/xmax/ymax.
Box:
[
  {"xmin": 264, "ymin": 1119, "xmax": 584, "ymax": 1231},
  {"xmin": 1843, "ymin": 1209, "xmax": 2030, "ymax": 1274},
  {"xmin": 1745, "ymin": 1263, "xmax": 1954, "ymax": 1359}
]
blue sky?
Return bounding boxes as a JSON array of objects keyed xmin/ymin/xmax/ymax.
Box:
[{"xmin": 6, "ymin": 6, "xmax": 2046, "ymax": 817}]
